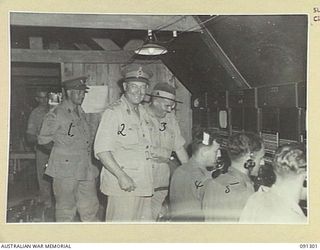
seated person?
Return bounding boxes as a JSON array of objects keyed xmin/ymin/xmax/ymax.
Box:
[
  {"xmin": 202, "ymin": 132, "xmax": 265, "ymax": 222},
  {"xmin": 239, "ymin": 143, "xmax": 307, "ymax": 223},
  {"xmin": 169, "ymin": 130, "xmax": 220, "ymax": 221}
]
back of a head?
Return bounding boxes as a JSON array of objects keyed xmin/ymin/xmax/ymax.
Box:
[
  {"xmin": 191, "ymin": 129, "xmax": 220, "ymax": 155},
  {"xmin": 273, "ymin": 143, "xmax": 306, "ymax": 176},
  {"xmin": 227, "ymin": 132, "xmax": 263, "ymax": 161}
]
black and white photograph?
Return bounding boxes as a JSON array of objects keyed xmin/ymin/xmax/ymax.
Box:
[
  {"xmin": 7, "ymin": 12, "xmax": 308, "ymax": 225},
  {"xmin": 3, "ymin": 0, "xmax": 319, "ymax": 243}
]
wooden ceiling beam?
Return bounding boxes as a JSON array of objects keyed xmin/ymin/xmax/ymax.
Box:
[
  {"xmin": 123, "ymin": 39, "xmax": 144, "ymax": 50},
  {"xmin": 11, "ymin": 49, "xmax": 161, "ymax": 64},
  {"xmin": 92, "ymin": 38, "xmax": 120, "ymax": 50},
  {"xmin": 11, "ymin": 13, "xmax": 201, "ymax": 32},
  {"xmin": 29, "ymin": 37, "xmax": 43, "ymax": 49},
  {"xmin": 11, "ymin": 67, "xmax": 60, "ymax": 77},
  {"xmin": 73, "ymin": 43, "xmax": 92, "ymax": 50},
  {"xmin": 12, "ymin": 76, "xmax": 60, "ymax": 87},
  {"xmin": 49, "ymin": 42, "xmax": 60, "ymax": 50}
]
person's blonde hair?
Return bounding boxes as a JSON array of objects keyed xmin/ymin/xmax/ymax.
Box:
[
  {"xmin": 227, "ymin": 132, "xmax": 263, "ymax": 161},
  {"xmin": 273, "ymin": 143, "xmax": 306, "ymax": 176}
]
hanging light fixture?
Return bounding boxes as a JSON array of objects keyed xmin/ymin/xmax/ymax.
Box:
[{"xmin": 135, "ymin": 29, "xmax": 168, "ymax": 56}]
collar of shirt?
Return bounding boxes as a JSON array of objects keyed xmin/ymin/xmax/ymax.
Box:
[
  {"xmin": 36, "ymin": 105, "xmax": 50, "ymax": 113},
  {"xmin": 228, "ymin": 167, "xmax": 253, "ymax": 187},
  {"xmin": 61, "ymin": 100, "xmax": 83, "ymax": 118},
  {"xmin": 181, "ymin": 158, "xmax": 212, "ymax": 179},
  {"xmin": 120, "ymin": 95, "xmax": 151, "ymax": 130}
]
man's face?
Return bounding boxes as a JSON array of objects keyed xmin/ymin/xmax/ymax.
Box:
[
  {"xmin": 123, "ymin": 81, "xmax": 148, "ymax": 105},
  {"xmin": 68, "ymin": 89, "xmax": 86, "ymax": 105},
  {"xmin": 153, "ymin": 97, "xmax": 176, "ymax": 118},
  {"xmin": 206, "ymin": 140, "xmax": 220, "ymax": 166},
  {"xmin": 35, "ymin": 91, "xmax": 49, "ymax": 106},
  {"xmin": 250, "ymin": 146, "xmax": 266, "ymax": 176}
]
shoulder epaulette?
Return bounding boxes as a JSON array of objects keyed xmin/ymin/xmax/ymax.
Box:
[
  {"xmin": 107, "ymin": 99, "xmax": 122, "ymax": 110},
  {"xmin": 214, "ymin": 173, "xmax": 239, "ymax": 187}
]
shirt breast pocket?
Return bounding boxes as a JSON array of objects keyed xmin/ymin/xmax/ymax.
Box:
[{"xmin": 118, "ymin": 125, "xmax": 140, "ymax": 146}]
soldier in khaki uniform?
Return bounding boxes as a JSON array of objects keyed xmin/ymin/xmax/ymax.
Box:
[
  {"xmin": 239, "ymin": 143, "xmax": 307, "ymax": 223},
  {"xmin": 144, "ymin": 82, "xmax": 189, "ymax": 220},
  {"xmin": 202, "ymin": 132, "xmax": 265, "ymax": 222},
  {"xmin": 170, "ymin": 130, "xmax": 220, "ymax": 221},
  {"xmin": 94, "ymin": 65, "xmax": 154, "ymax": 221},
  {"xmin": 26, "ymin": 89, "xmax": 52, "ymax": 208},
  {"xmin": 38, "ymin": 76, "xmax": 99, "ymax": 222}
]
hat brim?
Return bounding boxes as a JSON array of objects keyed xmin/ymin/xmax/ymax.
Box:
[
  {"xmin": 66, "ymin": 85, "xmax": 90, "ymax": 90},
  {"xmin": 146, "ymin": 94, "xmax": 183, "ymax": 103},
  {"xmin": 124, "ymin": 77, "xmax": 149, "ymax": 84}
]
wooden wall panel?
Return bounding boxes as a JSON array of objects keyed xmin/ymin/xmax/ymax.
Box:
[
  {"xmin": 175, "ymin": 79, "xmax": 192, "ymax": 146},
  {"xmin": 72, "ymin": 64, "xmax": 84, "ymax": 76},
  {"xmin": 84, "ymin": 64, "xmax": 97, "ymax": 85},
  {"xmin": 96, "ymin": 64, "xmax": 105, "ymax": 86},
  {"xmin": 61, "ymin": 63, "xmax": 73, "ymax": 81},
  {"xmin": 107, "ymin": 64, "xmax": 122, "ymax": 103}
]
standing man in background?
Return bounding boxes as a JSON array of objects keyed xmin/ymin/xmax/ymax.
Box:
[
  {"xmin": 94, "ymin": 65, "xmax": 154, "ymax": 221},
  {"xmin": 145, "ymin": 82, "xmax": 189, "ymax": 220},
  {"xmin": 26, "ymin": 89, "xmax": 52, "ymax": 209},
  {"xmin": 38, "ymin": 76, "xmax": 99, "ymax": 222}
]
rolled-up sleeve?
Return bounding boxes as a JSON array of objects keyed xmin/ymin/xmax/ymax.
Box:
[
  {"xmin": 94, "ymin": 109, "xmax": 118, "ymax": 158},
  {"xmin": 38, "ymin": 112, "xmax": 59, "ymax": 145}
]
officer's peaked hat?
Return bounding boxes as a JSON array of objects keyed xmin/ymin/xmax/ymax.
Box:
[
  {"xmin": 62, "ymin": 76, "xmax": 90, "ymax": 92},
  {"xmin": 121, "ymin": 64, "xmax": 153, "ymax": 84}
]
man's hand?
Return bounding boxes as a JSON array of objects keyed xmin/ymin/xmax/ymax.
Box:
[
  {"xmin": 118, "ymin": 172, "xmax": 137, "ymax": 192},
  {"xmin": 96, "ymin": 151, "xmax": 137, "ymax": 192}
]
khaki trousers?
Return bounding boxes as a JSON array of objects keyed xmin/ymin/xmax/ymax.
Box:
[
  {"xmin": 151, "ymin": 163, "xmax": 170, "ymax": 220},
  {"xmin": 35, "ymin": 148, "xmax": 52, "ymax": 206},
  {"xmin": 53, "ymin": 178, "xmax": 99, "ymax": 222},
  {"xmin": 106, "ymin": 195, "xmax": 152, "ymax": 222}
]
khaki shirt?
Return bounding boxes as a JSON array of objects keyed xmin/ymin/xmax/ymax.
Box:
[
  {"xmin": 203, "ymin": 167, "xmax": 255, "ymax": 222},
  {"xmin": 239, "ymin": 186, "xmax": 307, "ymax": 223},
  {"xmin": 170, "ymin": 158, "xmax": 211, "ymax": 221},
  {"xmin": 144, "ymin": 104, "xmax": 186, "ymax": 160},
  {"xmin": 94, "ymin": 95, "xmax": 153, "ymax": 196},
  {"xmin": 26, "ymin": 105, "xmax": 49, "ymax": 137},
  {"xmin": 38, "ymin": 100, "xmax": 98, "ymax": 180},
  {"xmin": 145, "ymin": 104, "xmax": 186, "ymax": 188}
]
